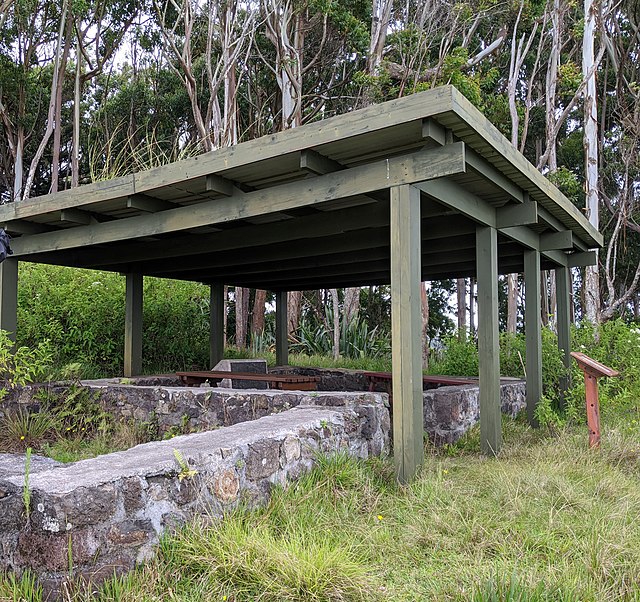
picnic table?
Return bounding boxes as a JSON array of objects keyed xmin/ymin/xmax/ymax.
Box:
[{"xmin": 176, "ymin": 370, "xmax": 320, "ymax": 391}]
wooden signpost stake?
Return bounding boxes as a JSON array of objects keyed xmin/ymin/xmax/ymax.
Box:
[{"xmin": 570, "ymin": 352, "xmax": 619, "ymax": 448}]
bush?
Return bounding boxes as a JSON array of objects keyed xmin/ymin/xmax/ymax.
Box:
[
  {"xmin": 17, "ymin": 264, "xmax": 210, "ymax": 378},
  {"xmin": 0, "ymin": 330, "xmax": 52, "ymax": 399}
]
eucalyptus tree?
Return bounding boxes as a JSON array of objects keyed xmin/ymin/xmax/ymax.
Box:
[{"xmin": 0, "ymin": 0, "xmax": 62, "ymax": 201}]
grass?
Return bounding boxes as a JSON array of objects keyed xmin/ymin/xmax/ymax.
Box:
[{"xmin": 5, "ymin": 407, "xmax": 639, "ymax": 601}]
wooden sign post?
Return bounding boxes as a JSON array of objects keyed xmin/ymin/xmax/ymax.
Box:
[{"xmin": 570, "ymin": 352, "xmax": 620, "ymax": 448}]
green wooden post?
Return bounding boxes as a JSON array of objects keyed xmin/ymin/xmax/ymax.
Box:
[
  {"xmin": 476, "ymin": 226, "xmax": 501, "ymax": 455},
  {"xmin": 124, "ymin": 273, "xmax": 143, "ymax": 377},
  {"xmin": 390, "ymin": 184, "xmax": 423, "ymax": 483},
  {"xmin": 275, "ymin": 290, "xmax": 288, "ymax": 366},
  {"xmin": 210, "ymin": 283, "xmax": 224, "ymax": 368},
  {"xmin": 555, "ymin": 266, "xmax": 572, "ymax": 406},
  {"xmin": 524, "ymin": 249, "xmax": 542, "ymax": 427},
  {"xmin": 0, "ymin": 258, "xmax": 18, "ymax": 342}
]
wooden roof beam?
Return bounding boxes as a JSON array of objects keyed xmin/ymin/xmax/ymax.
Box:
[
  {"xmin": 538, "ymin": 205, "xmax": 588, "ymax": 251},
  {"xmin": 568, "ymin": 251, "xmax": 596, "ymax": 267},
  {"xmin": 540, "ymin": 230, "xmax": 573, "ymax": 251},
  {"xmin": 11, "ymin": 143, "xmax": 466, "ymax": 257},
  {"xmin": 127, "ymin": 194, "xmax": 177, "ymax": 213},
  {"xmin": 205, "ymin": 174, "xmax": 234, "ymax": 196},
  {"xmin": 465, "ymin": 148, "xmax": 526, "ymax": 203},
  {"xmin": 299, "ymin": 149, "xmax": 344, "ymax": 175},
  {"xmin": 59, "ymin": 208, "xmax": 95, "ymax": 225},
  {"xmin": 1, "ymin": 220, "xmax": 52, "ymax": 235}
]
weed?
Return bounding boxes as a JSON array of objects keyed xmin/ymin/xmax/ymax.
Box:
[
  {"xmin": 23, "ymin": 447, "xmax": 32, "ymax": 520},
  {"xmin": 173, "ymin": 449, "xmax": 197, "ymax": 481},
  {"xmin": 0, "ymin": 571, "xmax": 43, "ymax": 601},
  {"xmin": 0, "ymin": 409, "xmax": 55, "ymax": 452}
]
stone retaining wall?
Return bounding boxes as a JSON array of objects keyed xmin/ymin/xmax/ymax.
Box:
[
  {"xmin": 0, "ymin": 376, "xmax": 525, "ymax": 446},
  {"xmin": 0, "ymin": 400, "xmax": 389, "ymax": 597},
  {"xmin": 0, "ymin": 382, "xmax": 389, "ymax": 439},
  {"xmin": 424, "ymin": 380, "xmax": 526, "ymax": 444}
]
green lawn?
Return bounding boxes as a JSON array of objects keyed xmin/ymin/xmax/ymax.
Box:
[{"xmin": 4, "ymin": 405, "xmax": 640, "ymax": 601}]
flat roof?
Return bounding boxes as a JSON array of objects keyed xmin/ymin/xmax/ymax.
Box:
[{"xmin": 0, "ymin": 85, "xmax": 601, "ymax": 290}]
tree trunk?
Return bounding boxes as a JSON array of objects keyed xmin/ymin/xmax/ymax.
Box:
[
  {"xmin": 22, "ymin": 0, "xmax": 70, "ymax": 199},
  {"xmin": 421, "ymin": 282, "xmax": 429, "ymax": 370},
  {"xmin": 223, "ymin": 285, "xmax": 228, "ymax": 346},
  {"xmin": 235, "ymin": 287, "xmax": 250, "ymax": 348},
  {"xmin": 541, "ymin": 271, "xmax": 550, "ymax": 326},
  {"xmin": 583, "ymin": 0, "xmax": 600, "ymax": 323},
  {"xmin": 549, "ymin": 270, "xmax": 557, "ymax": 329},
  {"xmin": 507, "ymin": 274, "xmax": 518, "ymax": 333},
  {"xmin": 367, "ymin": 0, "xmax": 393, "ymax": 74},
  {"xmin": 13, "ymin": 134, "xmax": 23, "ymax": 201},
  {"xmin": 72, "ymin": 34, "xmax": 81, "ymax": 188},
  {"xmin": 343, "ymin": 287, "xmax": 360, "ymax": 324},
  {"xmin": 251, "ymin": 289, "xmax": 267, "ymax": 335},
  {"xmin": 457, "ymin": 278, "xmax": 466, "ymax": 334},
  {"xmin": 469, "ymin": 278, "xmax": 475, "ymax": 336},
  {"xmin": 287, "ymin": 290, "xmax": 303, "ymax": 336},
  {"xmin": 330, "ymin": 288, "xmax": 340, "ymax": 360}
]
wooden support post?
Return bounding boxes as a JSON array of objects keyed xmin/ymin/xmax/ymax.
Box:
[
  {"xmin": 556, "ymin": 266, "xmax": 572, "ymax": 406},
  {"xmin": 476, "ymin": 226, "xmax": 501, "ymax": 455},
  {"xmin": 124, "ymin": 273, "xmax": 143, "ymax": 377},
  {"xmin": 524, "ymin": 249, "xmax": 542, "ymax": 427},
  {"xmin": 390, "ymin": 184, "xmax": 423, "ymax": 483},
  {"xmin": 275, "ymin": 290, "xmax": 288, "ymax": 366},
  {"xmin": 0, "ymin": 258, "xmax": 18, "ymax": 342},
  {"xmin": 209, "ymin": 283, "xmax": 224, "ymax": 368}
]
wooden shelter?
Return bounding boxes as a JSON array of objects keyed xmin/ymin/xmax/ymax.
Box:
[{"xmin": 0, "ymin": 86, "xmax": 601, "ymax": 481}]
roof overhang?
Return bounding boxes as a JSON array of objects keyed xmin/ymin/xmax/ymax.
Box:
[{"xmin": 0, "ymin": 85, "xmax": 602, "ymax": 290}]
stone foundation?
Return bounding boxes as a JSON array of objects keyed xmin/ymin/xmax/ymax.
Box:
[
  {"xmin": 0, "ymin": 398, "xmax": 389, "ymax": 596},
  {"xmin": 424, "ymin": 379, "xmax": 526, "ymax": 444}
]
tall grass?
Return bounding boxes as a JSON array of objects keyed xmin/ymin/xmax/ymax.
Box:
[{"xmin": 2, "ymin": 412, "xmax": 640, "ymax": 600}]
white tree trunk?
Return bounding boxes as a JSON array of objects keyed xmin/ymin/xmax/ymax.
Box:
[
  {"xmin": 367, "ymin": 0, "xmax": 393, "ymax": 74},
  {"xmin": 421, "ymin": 282, "xmax": 429, "ymax": 370},
  {"xmin": 583, "ymin": 0, "xmax": 600, "ymax": 323},
  {"xmin": 72, "ymin": 35, "xmax": 81, "ymax": 187},
  {"xmin": 457, "ymin": 278, "xmax": 466, "ymax": 334},
  {"xmin": 330, "ymin": 288, "xmax": 340, "ymax": 360}
]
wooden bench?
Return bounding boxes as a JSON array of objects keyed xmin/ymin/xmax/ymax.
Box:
[
  {"xmin": 176, "ymin": 371, "xmax": 320, "ymax": 391},
  {"xmin": 361, "ymin": 371, "xmax": 477, "ymax": 397}
]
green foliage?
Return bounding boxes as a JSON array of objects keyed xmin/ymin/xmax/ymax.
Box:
[
  {"xmin": 547, "ymin": 167, "xmax": 582, "ymax": 201},
  {"xmin": 0, "ymin": 331, "xmax": 52, "ymax": 399},
  {"xmin": 472, "ymin": 573, "xmax": 577, "ymax": 601},
  {"xmin": 0, "ymin": 408, "xmax": 55, "ymax": 452},
  {"xmin": 430, "ymin": 331, "xmax": 479, "ymax": 376},
  {"xmin": 536, "ymin": 320, "xmax": 640, "ymax": 428},
  {"xmin": 0, "ymin": 571, "xmax": 43, "ymax": 602},
  {"xmin": 173, "ymin": 449, "xmax": 197, "ymax": 481},
  {"xmin": 45, "ymin": 385, "xmax": 111, "ymax": 441},
  {"xmin": 17, "ymin": 264, "xmax": 210, "ymax": 378},
  {"xmin": 290, "ymin": 311, "xmax": 390, "ymax": 360}
]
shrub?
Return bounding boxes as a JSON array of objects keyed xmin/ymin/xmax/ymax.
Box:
[
  {"xmin": 17, "ymin": 264, "xmax": 210, "ymax": 378},
  {"xmin": 0, "ymin": 330, "xmax": 52, "ymax": 398},
  {"xmin": 535, "ymin": 319, "xmax": 640, "ymax": 427}
]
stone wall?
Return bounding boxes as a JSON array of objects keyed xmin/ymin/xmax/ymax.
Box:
[
  {"xmin": 424, "ymin": 379, "xmax": 526, "ymax": 444},
  {"xmin": 0, "ymin": 399, "xmax": 389, "ymax": 597},
  {"xmin": 0, "ymin": 382, "xmax": 389, "ymax": 439}
]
